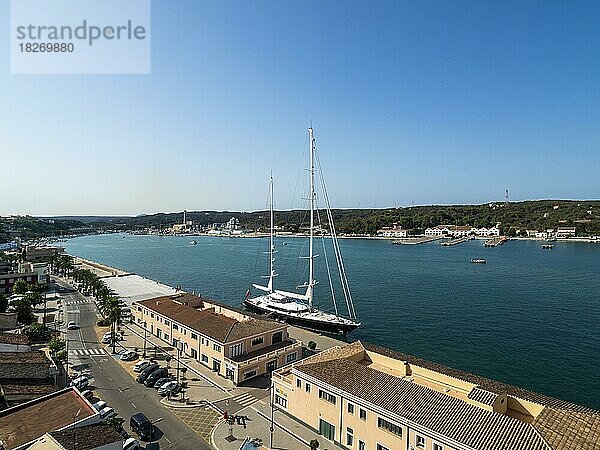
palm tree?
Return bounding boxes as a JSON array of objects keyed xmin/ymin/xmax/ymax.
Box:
[{"xmin": 104, "ymin": 296, "xmax": 122, "ymax": 354}]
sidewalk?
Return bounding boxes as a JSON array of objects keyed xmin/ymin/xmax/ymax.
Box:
[{"xmin": 212, "ymin": 399, "xmax": 328, "ymax": 450}]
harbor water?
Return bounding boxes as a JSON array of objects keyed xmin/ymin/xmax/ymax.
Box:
[{"xmin": 64, "ymin": 234, "xmax": 600, "ymax": 409}]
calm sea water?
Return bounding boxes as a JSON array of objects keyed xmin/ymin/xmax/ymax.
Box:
[{"xmin": 64, "ymin": 234, "xmax": 600, "ymax": 409}]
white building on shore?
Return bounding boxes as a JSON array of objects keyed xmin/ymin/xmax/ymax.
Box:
[{"xmin": 425, "ymin": 224, "xmax": 500, "ymax": 238}]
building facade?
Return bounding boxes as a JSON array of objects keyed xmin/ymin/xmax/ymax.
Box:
[
  {"xmin": 272, "ymin": 341, "xmax": 599, "ymax": 450},
  {"xmin": 0, "ymin": 272, "xmax": 39, "ymax": 295},
  {"xmin": 132, "ymin": 293, "xmax": 302, "ymax": 385}
]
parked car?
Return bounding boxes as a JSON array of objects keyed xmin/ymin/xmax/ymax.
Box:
[
  {"xmin": 123, "ymin": 437, "xmax": 140, "ymax": 450},
  {"xmin": 120, "ymin": 350, "xmax": 138, "ymax": 361},
  {"xmin": 81, "ymin": 389, "xmax": 94, "ymax": 401},
  {"xmin": 136, "ymin": 363, "xmax": 159, "ymax": 383},
  {"xmin": 153, "ymin": 377, "xmax": 172, "ymax": 390},
  {"xmin": 67, "ymin": 321, "xmax": 79, "ymax": 330},
  {"xmin": 133, "ymin": 360, "xmax": 152, "ymax": 373},
  {"xmin": 70, "ymin": 376, "xmax": 90, "ymax": 390},
  {"xmin": 144, "ymin": 368, "xmax": 169, "ymax": 387},
  {"xmin": 92, "ymin": 400, "xmax": 107, "ymax": 411},
  {"xmin": 158, "ymin": 380, "xmax": 181, "ymax": 396},
  {"xmin": 99, "ymin": 406, "xmax": 115, "ymax": 419},
  {"xmin": 130, "ymin": 413, "xmax": 152, "ymax": 441}
]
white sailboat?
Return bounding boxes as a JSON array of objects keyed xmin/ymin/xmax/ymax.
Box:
[{"xmin": 243, "ymin": 128, "xmax": 360, "ymax": 335}]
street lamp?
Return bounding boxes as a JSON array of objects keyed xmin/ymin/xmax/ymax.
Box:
[
  {"xmin": 270, "ymin": 384, "xmax": 275, "ymax": 448},
  {"xmin": 142, "ymin": 322, "xmax": 147, "ymax": 358}
]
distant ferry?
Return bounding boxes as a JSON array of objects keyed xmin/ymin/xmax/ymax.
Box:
[{"xmin": 470, "ymin": 258, "xmax": 486, "ymax": 264}]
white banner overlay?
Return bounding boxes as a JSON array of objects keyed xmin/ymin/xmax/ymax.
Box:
[{"xmin": 11, "ymin": 0, "xmax": 151, "ymax": 74}]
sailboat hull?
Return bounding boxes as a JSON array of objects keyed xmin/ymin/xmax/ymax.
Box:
[{"xmin": 243, "ymin": 299, "xmax": 360, "ymax": 335}]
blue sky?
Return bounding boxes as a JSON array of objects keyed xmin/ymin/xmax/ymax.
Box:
[{"xmin": 1, "ymin": 0, "xmax": 599, "ymax": 216}]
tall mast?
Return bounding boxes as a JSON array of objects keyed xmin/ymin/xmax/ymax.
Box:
[
  {"xmin": 307, "ymin": 127, "xmax": 316, "ymax": 310},
  {"xmin": 268, "ymin": 173, "xmax": 275, "ymax": 293}
]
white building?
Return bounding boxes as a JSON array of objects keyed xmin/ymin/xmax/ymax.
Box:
[{"xmin": 377, "ymin": 223, "xmax": 409, "ymax": 238}]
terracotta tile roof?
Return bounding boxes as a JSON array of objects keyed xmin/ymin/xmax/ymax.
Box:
[
  {"xmin": 1, "ymin": 381, "xmax": 57, "ymax": 395},
  {"xmin": 294, "ymin": 341, "xmax": 600, "ymax": 450},
  {"xmin": 361, "ymin": 342, "xmax": 593, "ymax": 412},
  {"xmin": 138, "ymin": 295, "xmax": 284, "ymax": 343},
  {"xmin": 0, "ymin": 350, "xmax": 50, "ymax": 365},
  {"xmin": 467, "ymin": 387, "xmax": 499, "ymax": 406},
  {"xmin": 533, "ymin": 407, "xmax": 600, "ymax": 450},
  {"xmin": 297, "ymin": 358, "xmax": 551, "ymax": 450},
  {"xmin": 0, "ymin": 333, "xmax": 29, "ymax": 346},
  {"xmin": 0, "ymin": 387, "xmax": 97, "ymax": 449},
  {"xmin": 50, "ymin": 423, "xmax": 123, "ymax": 450}
]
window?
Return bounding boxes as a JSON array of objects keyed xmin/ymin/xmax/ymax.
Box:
[
  {"xmin": 319, "ymin": 419, "xmax": 335, "ymax": 441},
  {"xmin": 378, "ymin": 417, "xmax": 402, "ymax": 436},
  {"xmin": 243, "ymin": 369, "xmax": 257, "ymax": 379},
  {"xmin": 305, "ymin": 383, "xmax": 311, "ymax": 393},
  {"xmin": 213, "ymin": 343, "xmax": 221, "ymax": 352},
  {"xmin": 358, "ymin": 441, "xmax": 366, "ymax": 450},
  {"xmin": 376, "ymin": 445, "xmax": 390, "ymax": 450},
  {"xmin": 416, "ymin": 435, "xmax": 426, "ymax": 448},
  {"xmin": 137, "ymin": 306, "xmax": 141, "ymax": 312},
  {"xmin": 164, "ymin": 320, "xmax": 169, "ymax": 325},
  {"xmin": 347, "ymin": 402, "xmax": 354, "ymax": 414},
  {"xmin": 433, "ymin": 444, "xmax": 444, "ymax": 450},
  {"xmin": 191, "ymin": 333, "xmax": 198, "ymax": 340},
  {"xmin": 275, "ymin": 394, "xmax": 287, "ymax": 408},
  {"xmin": 164, "ymin": 333, "xmax": 169, "ymax": 342},
  {"xmin": 296, "ymin": 379, "xmax": 302, "ymax": 388},
  {"xmin": 272, "ymin": 331, "xmax": 283, "ymax": 344},
  {"xmin": 150, "ymin": 313, "xmax": 154, "ymax": 319},
  {"xmin": 157, "ymin": 330, "xmax": 162, "ymax": 339},
  {"xmin": 201, "ymin": 354, "xmax": 209, "ymax": 363},
  {"xmin": 346, "ymin": 427, "xmax": 354, "ymax": 446},
  {"xmin": 173, "ymin": 324, "xmax": 178, "ymax": 331},
  {"xmin": 191, "ymin": 349, "xmax": 197, "ymax": 359},
  {"xmin": 286, "ymin": 352, "xmax": 297, "ymax": 363},
  {"xmin": 359, "ymin": 408, "xmax": 367, "ymax": 420},
  {"xmin": 318, "ymin": 389, "xmax": 336, "ymax": 404},
  {"xmin": 230, "ymin": 342, "xmax": 244, "ymax": 358},
  {"xmin": 251, "ymin": 336, "xmax": 264, "ymax": 346}
]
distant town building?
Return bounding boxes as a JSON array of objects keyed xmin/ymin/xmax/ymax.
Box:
[
  {"xmin": 225, "ymin": 217, "xmax": 240, "ymax": 231},
  {"xmin": 425, "ymin": 224, "xmax": 501, "ymax": 238},
  {"xmin": 24, "ymin": 246, "xmax": 64, "ymax": 262},
  {"xmin": 556, "ymin": 227, "xmax": 576, "ymax": 238},
  {"xmin": 377, "ymin": 223, "xmax": 409, "ymax": 238},
  {"xmin": 272, "ymin": 341, "xmax": 599, "ymax": 450}
]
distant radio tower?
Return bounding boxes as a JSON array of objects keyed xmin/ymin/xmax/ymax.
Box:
[{"xmin": 505, "ymin": 189, "xmax": 509, "ymax": 206}]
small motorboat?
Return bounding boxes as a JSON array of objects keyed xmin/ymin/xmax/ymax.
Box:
[
  {"xmin": 470, "ymin": 258, "xmax": 486, "ymax": 264},
  {"xmin": 190, "ymin": 240, "xmax": 197, "ymax": 245},
  {"xmin": 541, "ymin": 244, "xmax": 553, "ymax": 249}
]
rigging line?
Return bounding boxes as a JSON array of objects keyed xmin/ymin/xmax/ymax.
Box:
[
  {"xmin": 315, "ymin": 204, "xmax": 339, "ymax": 317},
  {"xmin": 316, "ymin": 150, "xmax": 357, "ymax": 319},
  {"xmin": 250, "ymin": 178, "xmax": 272, "ymax": 292}
]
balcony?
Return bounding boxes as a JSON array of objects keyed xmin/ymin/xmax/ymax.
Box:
[{"xmin": 224, "ymin": 340, "xmax": 303, "ymax": 368}]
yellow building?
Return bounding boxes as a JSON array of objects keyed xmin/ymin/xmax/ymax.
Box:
[
  {"xmin": 132, "ymin": 293, "xmax": 302, "ymax": 385},
  {"xmin": 272, "ymin": 341, "xmax": 600, "ymax": 450}
]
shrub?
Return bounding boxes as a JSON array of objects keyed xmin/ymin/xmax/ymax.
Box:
[
  {"xmin": 96, "ymin": 318, "xmax": 110, "ymax": 327},
  {"xmin": 307, "ymin": 340, "xmax": 317, "ymax": 350},
  {"xmin": 22, "ymin": 323, "xmax": 52, "ymax": 342}
]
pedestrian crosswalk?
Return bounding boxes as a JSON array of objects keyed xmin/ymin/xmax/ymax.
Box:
[
  {"xmin": 231, "ymin": 392, "xmax": 258, "ymax": 408},
  {"xmin": 65, "ymin": 299, "xmax": 92, "ymax": 305},
  {"xmin": 69, "ymin": 348, "xmax": 106, "ymax": 356}
]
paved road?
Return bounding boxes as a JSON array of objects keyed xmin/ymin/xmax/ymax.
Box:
[{"xmin": 58, "ymin": 279, "xmax": 213, "ymax": 450}]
